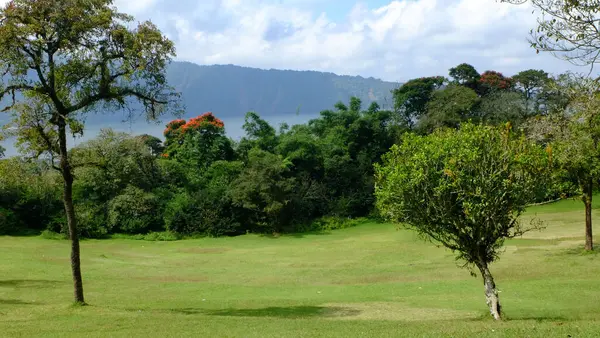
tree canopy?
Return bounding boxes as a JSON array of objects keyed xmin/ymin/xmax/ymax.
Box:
[{"xmin": 375, "ymin": 123, "xmax": 550, "ymax": 319}]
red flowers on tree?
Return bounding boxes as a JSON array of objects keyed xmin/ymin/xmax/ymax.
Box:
[
  {"xmin": 163, "ymin": 113, "xmax": 224, "ymax": 138},
  {"xmin": 162, "ymin": 112, "xmax": 226, "ymax": 159},
  {"xmin": 479, "ymin": 71, "xmax": 513, "ymax": 90}
]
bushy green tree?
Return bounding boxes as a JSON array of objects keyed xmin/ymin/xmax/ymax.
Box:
[
  {"xmin": 419, "ymin": 84, "xmax": 480, "ymax": 132},
  {"xmin": 0, "ymin": 157, "xmax": 63, "ymax": 234},
  {"xmin": 163, "ymin": 113, "xmax": 233, "ymax": 170},
  {"xmin": 231, "ymin": 148, "xmax": 294, "ymax": 233},
  {"xmin": 479, "ymin": 91, "xmax": 526, "ymax": 126},
  {"xmin": 375, "ymin": 123, "xmax": 549, "ymax": 320},
  {"xmin": 108, "ymin": 186, "xmax": 162, "ymax": 234},
  {"xmin": 393, "ymin": 76, "xmax": 445, "ymax": 128}
]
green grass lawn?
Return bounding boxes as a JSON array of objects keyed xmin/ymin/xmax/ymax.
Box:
[{"xmin": 1, "ymin": 198, "xmax": 599, "ymax": 337}]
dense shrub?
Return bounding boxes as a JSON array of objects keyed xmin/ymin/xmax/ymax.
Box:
[
  {"xmin": 0, "ymin": 208, "xmax": 19, "ymax": 235},
  {"xmin": 164, "ymin": 191, "xmax": 243, "ymax": 237},
  {"xmin": 73, "ymin": 203, "xmax": 110, "ymax": 239},
  {"xmin": 108, "ymin": 186, "xmax": 162, "ymax": 234}
]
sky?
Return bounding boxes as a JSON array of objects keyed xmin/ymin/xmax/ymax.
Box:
[{"xmin": 109, "ymin": 0, "xmax": 587, "ymax": 82}]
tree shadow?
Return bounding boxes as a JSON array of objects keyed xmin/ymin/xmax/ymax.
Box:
[
  {"xmin": 259, "ymin": 231, "xmax": 332, "ymax": 239},
  {"xmin": 559, "ymin": 246, "xmax": 599, "ymax": 257},
  {"xmin": 0, "ymin": 299, "xmax": 42, "ymax": 305},
  {"xmin": 0, "ymin": 279, "xmax": 63, "ymax": 289},
  {"xmin": 170, "ymin": 306, "xmax": 360, "ymax": 318},
  {"xmin": 506, "ymin": 315, "xmax": 569, "ymax": 322}
]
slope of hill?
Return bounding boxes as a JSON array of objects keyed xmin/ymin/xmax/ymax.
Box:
[{"xmin": 165, "ymin": 62, "xmax": 398, "ymax": 118}]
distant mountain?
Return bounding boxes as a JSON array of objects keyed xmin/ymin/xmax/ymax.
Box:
[
  {"xmin": 1, "ymin": 62, "xmax": 400, "ymax": 156},
  {"xmin": 165, "ymin": 62, "xmax": 399, "ymax": 118},
  {"xmin": 2, "ymin": 62, "xmax": 399, "ymax": 122}
]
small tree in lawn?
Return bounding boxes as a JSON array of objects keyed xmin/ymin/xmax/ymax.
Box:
[
  {"xmin": 0, "ymin": 0, "xmax": 179, "ymax": 304},
  {"xmin": 375, "ymin": 123, "xmax": 549, "ymax": 320}
]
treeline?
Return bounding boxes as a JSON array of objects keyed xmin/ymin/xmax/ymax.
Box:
[{"xmin": 0, "ymin": 63, "xmax": 587, "ymax": 238}]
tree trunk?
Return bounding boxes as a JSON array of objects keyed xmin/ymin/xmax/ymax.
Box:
[
  {"xmin": 478, "ymin": 262, "xmax": 502, "ymax": 320},
  {"xmin": 58, "ymin": 117, "xmax": 85, "ymax": 304},
  {"xmin": 583, "ymin": 178, "xmax": 594, "ymax": 251}
]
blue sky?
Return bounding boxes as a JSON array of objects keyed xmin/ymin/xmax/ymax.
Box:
[{"xmin": 103, "ymin": 0, "xmax": 588, "ymax": 82}]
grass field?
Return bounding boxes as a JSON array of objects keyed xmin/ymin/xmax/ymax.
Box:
[{"xmin": 1, "ymin": 198, "xmax": 599, "ymax": 337}]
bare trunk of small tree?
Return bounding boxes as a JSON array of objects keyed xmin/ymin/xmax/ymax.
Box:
[
  {"xmin": 583, "ymin": 178, "xmax": 594, "ymax": 251},
  {"xmin": 58, "ymin": 117, "xmax": 85, "ymax": 304},
  {"xmin": 477, "ymin": 262, "xmax": 501, "ymax": 320}
]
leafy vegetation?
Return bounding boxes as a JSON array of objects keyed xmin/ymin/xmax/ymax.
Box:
[
  {"xmin": 1, "ymin": 0, "xmax": 599, "ymax": 331},
  {"xmin": 375, "ymin": 123, "xmax": 550, "ymax": 319}
]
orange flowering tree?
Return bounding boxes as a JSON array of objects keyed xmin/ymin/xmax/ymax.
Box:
[
  {"xmin": 479, "ymin": 71, "xmax": 513, "ymax": 93},
  {"xmin": 162, "ymin": 113, "xmax": 233, "ymax": 169}
]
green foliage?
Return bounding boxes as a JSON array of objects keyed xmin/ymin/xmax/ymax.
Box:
[
  {"xmin": 479, "ymin": 91, "xmax": 526, "ymax": 126},
  {"xmin": 108, "ymin": 186, "xmax": 162, "ymax": 234},
  {"xmin": 112, "ymin": 231, "xmax": 181, "ymax": 241},
  {"xmin": 0, "ymin": 158, "xmax": 63, "ymax": 232},
  {"xmin": 393, "ymin": 76, "xmax": 446, "ymax": 128},
  {"xmin": 375, "ymin": 123, "xmax": 550, "ymax": 266},
  {"xmin": 419, "ymin": 85, "xmax": 480, "ymax": 132},
  {"xmin": 163, "ymin": 190, "xmax": 242, "ymax": 237},
  {"xmin": 0, "ymin": 207, "xmax": 19, "ymax": 235},
  {"xmin": 39, "ymin": 229, "xmax": 67, "ymax": 240},
  {"xmin": 449, "ymin": 63, "xmax": 480, "ymax": 86},
  {"xmin": 73, "ymin": 202, "xmax": 110, "ymax": 239},
  {"xmin": 231, "ymin": 148, "xmax": 295, "ymax": 233},
  {"xmin": 163, "ymin": 113, "xmax": 234, "ymax": 170},
  {"xmin": 299, "ymin": 216, "xmax": 367, "ymax": 233}
]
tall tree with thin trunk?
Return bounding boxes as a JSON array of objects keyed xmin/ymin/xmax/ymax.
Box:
[
  {"xmin": 0, "ymin": 0, "xmax": 180, "ymax": 304},
  {"xmin": 526, "ymin": 73, "xmax": 600, "ymax": 251},
  {"xmin": 375, "ymin": 123, "xmax": 549, "ymax": 320}
]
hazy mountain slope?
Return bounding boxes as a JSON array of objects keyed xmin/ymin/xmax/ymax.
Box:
[{"xmin": 165, "ymin": 62, "xmax": 398, "ymax": 118}]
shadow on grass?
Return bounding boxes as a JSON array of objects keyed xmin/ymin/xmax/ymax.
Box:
[
  {"xmin": 0, "ymin": 299, "xmax": 42, "ymax": 305},
  {"xmin": 259, "ymin": 232, "xmax": 332, "ymax": 239},
  {"xmin": 556, "ymin": 246, "xmax": 599, "ymax": 257},
  {"xmin": 169, "ymin": 306, "xmax": 360, "ymax": 318},
  {"xmin": 0, "ymin": 279, "xmax": 63, "ymax": 289},
  {"xmin": 506, "ymin": 315, "xmax": 569, "ymax": 322}
]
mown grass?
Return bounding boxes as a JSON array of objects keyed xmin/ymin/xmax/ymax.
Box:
[{"xmin": 0, "ymin": 198, "xmax": 598, "ymax": 337}]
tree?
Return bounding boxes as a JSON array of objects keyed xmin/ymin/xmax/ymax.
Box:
[
  {"xmin": 479, "ymin": 91, "xmax": 527, "ymax": 126},
  {"xmin": 238, "ymin": 111, "xmax": 278, "ymax": 157},
  {"xmin": 502, "ymin": 0, "xmax": 600, "ymax": 70},
  {"xmin": 478, "ymin": 71, "xmax": 513, "ymax": 95},
  {"xmin": 512, "ymin": 69, "xmax": 551, "ymax": 115},
  {"xmin": 393, "ymin": 76, "xmax": 445, "ymax": 128},
  {"xmin": 526, "ymin": 74, "xmax": 600, "ymax": 251},
  {"xmin": 0, "ymin": 145, "xmax": 5, "ymax": 158},
  {"xmin": 163, "ymin": 113, "xmax": 233, "ymax": 171},
  {"xmin": 137, "ymin": 134, "xmax": 165, "ymax": 157},
  {"xmin": 419, "ymin": 84, "xmax": 480, "ymax": 132},
  {"xmin": 449, "ymin": 63, "xmax": 480, "ymax": 89},
  {"xmin": 0, "ymin": 0, "xmax": 179, "ymax": 304},
  {"xmin": 375, "ymin": 123, "xmax": 549, "ymax": 320},
  {"xmin": 230, "ymin": 148, "xmax": 295, "ymax": 233}
]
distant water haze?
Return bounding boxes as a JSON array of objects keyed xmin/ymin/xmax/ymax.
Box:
[{"xmin": 0, "ymin": 112, "xmax": 320, "ymax": 157}]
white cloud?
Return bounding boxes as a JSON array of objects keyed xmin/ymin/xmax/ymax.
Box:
[{"xmin": 8, "ymin": 0, "xmax": 591, "ymax": 81}]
